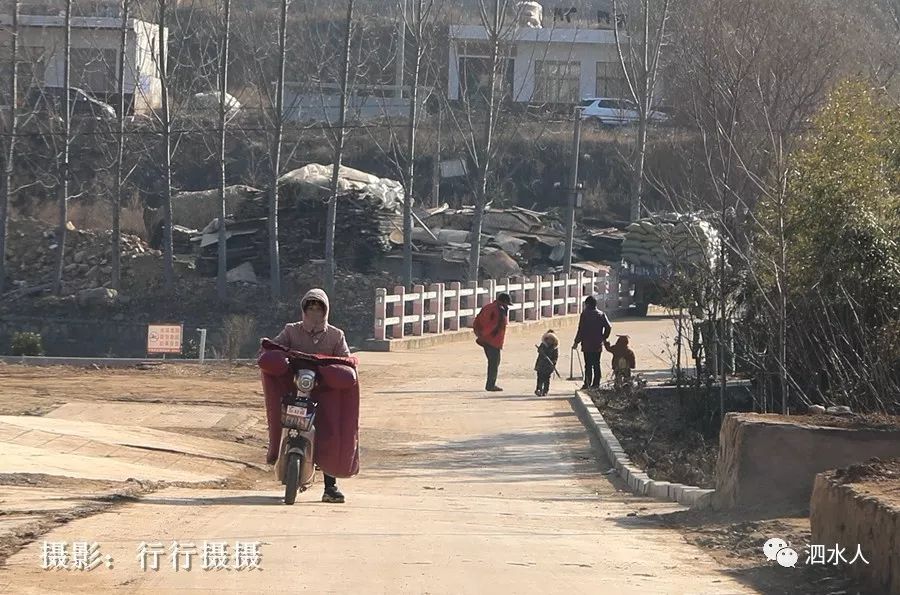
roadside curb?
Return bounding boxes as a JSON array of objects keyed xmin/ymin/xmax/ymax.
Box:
[{"xmin": 572, "ymin": 389, "xmax": 715, "ymax": 510}]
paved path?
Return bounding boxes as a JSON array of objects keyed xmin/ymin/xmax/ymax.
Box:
[{"xmin": 0, "ymin": 316, "xmax": 755, "ymax": 593}]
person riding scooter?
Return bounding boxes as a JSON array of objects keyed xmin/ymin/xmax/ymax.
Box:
[{"xmin": 263, "ymin": 288, "xmax": 353, "ymax": 503}]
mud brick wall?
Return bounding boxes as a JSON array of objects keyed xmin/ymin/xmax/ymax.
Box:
[
  {"xmin": 714, "ymin": 413, "xmax": 900, "ymax": 513},
  {"xmin": 810, "ymin": 471, "xmax": 900, "ymax": 594}
]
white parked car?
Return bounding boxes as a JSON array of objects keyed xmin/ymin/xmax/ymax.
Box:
[{"xmin": 580, "ymin": 97, "xmax": 670, "ymax": 126}]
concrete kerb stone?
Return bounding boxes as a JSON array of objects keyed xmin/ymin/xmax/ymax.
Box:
[
  {"xmin": 678, "ymin": 488, "xmax": 716, "ymax": 509},
  {"xmin": 648, "ymin": 481, "xmax": 671, "ymax": 499},
  {"xmin": 572, "ymin": 389, "xmax": 716, "ymax": 510},
  {"xmin": 678, "ymin": 487, "xmax": 703, "ymax": 506},
  {"xmin": 692, "ymin": 489, "xmax": 715, "ymax": 510}
]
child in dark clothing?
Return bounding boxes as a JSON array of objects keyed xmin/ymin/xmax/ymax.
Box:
[
  {"xmin": 604, "ymin": 335, "xmax": 636, "ymax": 389},
  {"xmin": 534, "ymin": 330, "xmax": 559, "ymax": 396}
]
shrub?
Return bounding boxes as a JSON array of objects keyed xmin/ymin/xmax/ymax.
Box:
[{"xmin": 10, "ymin": 332, "xmax": 45, "ymax": 356}]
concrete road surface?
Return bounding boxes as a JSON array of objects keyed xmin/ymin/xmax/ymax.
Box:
[{"xmin": 0, "ymin": 316, "xmax": 756, "ymax": 594}]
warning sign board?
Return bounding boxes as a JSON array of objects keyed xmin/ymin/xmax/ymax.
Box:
[{"xmin": 147, "ymin": 324, "xmax": 183, "ymax": 355}]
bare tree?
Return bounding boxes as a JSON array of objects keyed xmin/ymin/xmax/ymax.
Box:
[
  {"xmin": 400, "ymin": 0, "xmax": 436, "ymax": 287},
  {"xmin": 111, "ymin": 0, "xmax": 130, "ymax": 290},
  {"xmin": 158, "ymin": 0, "xmax": 175, "ymax": 292},
  {"xmin": 659, "ymin": 0, "xmax": 855, "ymax": 412},
  {"xmin": 439, "ymin": 1, "xmax": 573, "ymax": 280},
  {"xmin": 325, "ymin": 0, "xmax": 355, "ymax": 297},
  {"xmin": 0, "ymin": 0, "xmax": 18, "ymax": 293},
  {"xmin": 612, "ymin": 0, "xmax": 671, "ymax": 222},
  {"xmin": 267, "ymin": 0, "xmax": 290, "ymax": 301},
  {"xmin": 466, "ymin": 0, "xmax": 506, "ymax": 281},
  {"xmin": 53, "ymin": 0, "xmax": 73, "ymax": 295},
  {"xmin": 216, "ymin": 0, "xmax": 233, "ymax": 301}
]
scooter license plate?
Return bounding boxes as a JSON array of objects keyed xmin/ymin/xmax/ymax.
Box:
[{"xmin": 286, "ymin": 405, "xmax": 305, "ymax": 416}]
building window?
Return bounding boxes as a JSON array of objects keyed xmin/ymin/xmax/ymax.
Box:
[
  {"xmin": 20, "ymin": 46, "xmax": 51, "ymax": 90},
  {"xmin": 71, "ymin": 48, "xmax": 118, "ymax": 94},
  {"xmin": 596, "ymin": 61, "xmax": 628, "ymax": 98},
  {"xmin": 533, "ymin": 60, "xmax": 580, "ymax": 104},
  {"xmin": 458, "ymin": 56, "xmax": 515, "ymax": 105}
]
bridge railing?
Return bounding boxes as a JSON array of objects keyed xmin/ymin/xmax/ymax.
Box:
[{"xmin": 373, "ymin": 268, "xmax": 629, "ymax": 341}]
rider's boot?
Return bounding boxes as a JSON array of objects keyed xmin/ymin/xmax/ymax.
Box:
[{"xmin": 322, "ymin": 475, "xmax": 345, "ymax": 503}]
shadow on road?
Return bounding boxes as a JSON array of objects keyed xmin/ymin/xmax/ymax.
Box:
[
  {"xmin": 477, "ymin": 394, "xmax": 575, "ymax": 402},
  {"xmin": 372, "ymin": 390, "xmax": 488, "ymax": 395},
  {"xmin": 139, "ymin": 495, "xmax": 283, "ymax": 506}
]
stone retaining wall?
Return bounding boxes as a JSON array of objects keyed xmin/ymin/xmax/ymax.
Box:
[
  {"xmin": 810, "ymin": 468, "xmax": 900, "ymax": 594},
  {"xmin": 714, "ymin": 413, "xmax": 900, "ymax": 513}
]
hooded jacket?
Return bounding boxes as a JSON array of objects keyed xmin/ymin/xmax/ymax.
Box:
[
  {"xmin": 534, "ymin": 330, "xmax": 559, "ymax": 376},
  {"xmin": 605, "ymin": 335, "xmax": 636, "ymax": 371},
  {"xmin": 273, "ymin": 288, "xmax": 350, "ymax": 357}
]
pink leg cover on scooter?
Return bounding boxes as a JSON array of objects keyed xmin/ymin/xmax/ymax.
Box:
[
  {"xmin": 310, "ymin": 363, "xmax": 360, "ymax": 478},
  {"xmin": 260, "ymin": 370, "xmax": 293, "ymax": 462}
]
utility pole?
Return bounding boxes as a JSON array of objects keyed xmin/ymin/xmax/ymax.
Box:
[
  {"xmin": 325, "ymin": 0, "xmax": 354, "ymax": 297},
  {"xmin": 562, "ymin": 107, "xmax": 582, "ymax": 275},
  {"xmin": 432, "ymin": 105, "xmax": 441, "ymax": 207}
]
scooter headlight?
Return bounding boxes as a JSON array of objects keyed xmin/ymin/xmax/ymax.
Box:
[{"xmin": 296, "ymin": 369, "xmax": 315, "ymax": 394}]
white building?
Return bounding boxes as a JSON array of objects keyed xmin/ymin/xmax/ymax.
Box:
[
  {"xmin": 0, "ymin": 14, "xmax": 166, "ymax": 114},
  {"xmin": 448, "ymin": 24, "xmax": 629, "ymax": 106}
]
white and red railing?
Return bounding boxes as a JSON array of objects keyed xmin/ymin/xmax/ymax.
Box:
[{"xmin": 373, "ymin": 268, "xmax": 629, "ymax": 341}]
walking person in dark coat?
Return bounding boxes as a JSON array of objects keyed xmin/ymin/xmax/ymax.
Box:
[
  {"xmin": 534, "ymin": 329, "xmax": 559, "ymax": 396},
  {"xmin": 572, "ymin": 295, "xmax": 612, "ymax": 390}
]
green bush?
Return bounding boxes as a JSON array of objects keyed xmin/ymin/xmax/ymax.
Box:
[
  {"xmin": 182, "ymin": 337, "xmax": 200, "ymax": 359},
  {"xmin": 10, "ymin": 332, "xmax": 44, "ymax": 356}
]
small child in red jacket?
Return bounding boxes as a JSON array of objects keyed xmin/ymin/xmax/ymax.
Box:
[{"xmin": 604, "ymin": 335, "xmax": 636, "ymax": 389}]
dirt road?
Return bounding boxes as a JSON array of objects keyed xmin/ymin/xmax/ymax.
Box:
[{"xmin": 0, "ymin": 316, "xmax": 758, "ymax": 593}]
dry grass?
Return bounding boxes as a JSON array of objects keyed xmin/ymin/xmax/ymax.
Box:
[
  {"xmin": 220, "ymin": 314, "xmax": 259, "ymax": 361},
  {"xmin": 13, "ymin": 199, "xmax": 147, "ymax": 239}
]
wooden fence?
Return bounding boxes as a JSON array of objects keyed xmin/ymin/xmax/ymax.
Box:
[{"xmin": 373, "ymin": 269, "xmax": 629, "ymax": 341}]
